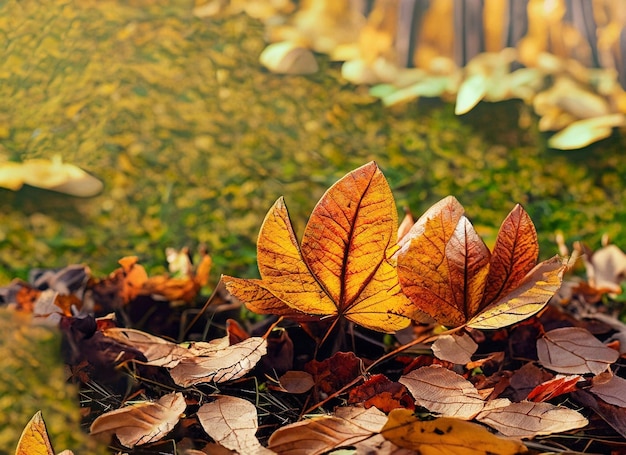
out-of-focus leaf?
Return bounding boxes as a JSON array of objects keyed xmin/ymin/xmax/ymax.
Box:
[
  {"xmin": 431, "ymin": 332, "xmax": 478, "ymax": 364},
  {"xmin": 259, "ymin": 42, "xmax": 318, "ymax": 75},
  {"xmin": 455, "ymin": 73, "xmax": 488, "ymax": 115},
  {"xmin": 197, "ymin": 396, "xmax": 273, "ymax": 455},
  {"xmin": 548, "ymin": 114, "xmax": 625, "ymax": 150},
  {"xmin": 89, "ymin": 392, "xmax": 186, "ymax": 448},
  {"xmin": 581, "ymin": 244, "xmax": 626, "ymax": 295},
  {"xmin": 399, "ymin": 365, "xmax": 485, "ymax": 419},
  {"xmin": 591, "ymin": 374, "xmax": 626, "ymax": 407},
  {"xmin": 398, "ymin": 199, "xmax": 564, "ymax": 329},
  {"xmin": 15, "ymin": 411, "xmax": 74, "ymax": 455},
  {"xmin": 268, "ymin": 407, "xmax": 386, "ymax": 455},
  {"xmin": 476, "ymin": 399, "xmax": 588, "ymax": 438},
  {"xmin": 536, "ymin": 327, "xmax": 619, "ymax": 375},
  {"xmin": 381, "ymin": 410, "xmax": 527, "ymax": 455},
  {"xmin": 224, "ymin": 162, "xmax": 413, "ymax": 332},
  {"xmin": 573, "ymin": 390, "xmax": 626, "ymax": 439}
]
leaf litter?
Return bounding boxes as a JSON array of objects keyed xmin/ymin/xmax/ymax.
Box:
[{"xmin": 2, "ymin": 162, "xmax": 626, "ymax": 454}]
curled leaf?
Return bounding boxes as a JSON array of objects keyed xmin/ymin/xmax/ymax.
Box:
[{"xmin": 89, "ymin": 392, "xmax": 186, "ymax": 448}]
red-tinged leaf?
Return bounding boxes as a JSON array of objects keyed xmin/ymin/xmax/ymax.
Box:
[
  {"xmin": 536, "ymin": 327, "xmax": 619, "ymax": 375},
  {"xmin": 90, "ymin": 392, "xmax": 186, "ymax": 448},
  {"xmin": 197, "ymin": 396, "xmax": 273, "ymax": 455},
  {"xmin": 268, "ymin": 406, "xmax": 387, "ymax": 455},
  {"xmin": 399, "ymin": 365, "xmax": 485, "ymax": 419},
  {"xmin": 482, "ymin": 205, "xmax": 538, "ymax": 305},
  {"xmin": 591, "ymin": 374, "xmax": 626, "ymax": 407},
  {"xmin": 466, "ymin": 256, "xmax": 565, "ymax": 330},
  {"xmin": 526, "ymin": 375, "xmax": 582, "ymax": 402},
  {"xmin": 304, "ymin": 351, "xmax": 362, "ymax": 396},
  {"xmin": 431, "ymin": 332, "xmax": 478, "ymax": 364},
  {"xmin": 225, "ymin": 162, "xmax": 413, "ymax": 332},
  {"xmin": 476, "ymin": 399, "xmax": 588, "ymax": 438},
  {"xmin": 348, "ymin": 374, "xmax": 414, "ymax": 413}
]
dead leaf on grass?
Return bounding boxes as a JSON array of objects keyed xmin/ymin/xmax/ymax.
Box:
[
  {"xmin": 399, "ymin": 365, "xmax": 485, "ymax": 419},
  {"xmin": 381, "ymin": 409, "xmax": 527, "ymax": 454},
  {"xmin": 537, "ymin": 327, "xmax": 619, "ymax": 375},
  {"xmin": 197, "ymin": 396, "xmax": 273, "ymax": 455},
  {"xmin": 89, "ymin": 392, "xmax": 186, "ymax": 448}
]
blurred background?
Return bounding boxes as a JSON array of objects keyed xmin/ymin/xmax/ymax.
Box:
[{"xmin": 0, "ymin": 0, "xmax": 625, "ymax": 285}]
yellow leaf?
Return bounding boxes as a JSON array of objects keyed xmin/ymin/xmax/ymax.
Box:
[
  {"xmin": 381, "ymin": 410, "xmax": 527, "ymax": 455},
  {"xmin": 225, "ymin": 162, "xmax": 412, "ymax": 332},
  {"xmin": 15, "ymin": 411, "xmax": 61, "ymax": 455}
]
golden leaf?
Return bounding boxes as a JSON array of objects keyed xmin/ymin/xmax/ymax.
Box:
[
  {"xmin": 15, "ymin": 411, "xmax": 74, "ymax": 455},
  {"xmin": 381, "ymin": 410, "xmax": 527, "ymax": 455},
  {"xmin": 225, "ymin": 162, "xmax": 412, "ymax": 332}
]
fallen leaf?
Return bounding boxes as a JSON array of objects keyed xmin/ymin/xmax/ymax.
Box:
[
  {"xmin": 197, "ymin": 396, "xmax": 274, "ymax": 455},
  {"xmin": 259, "ymin": 41, "xmax": 319, "ymax": 75},
  {"xmin": 399, "ymin": 365, "xmax": 485, "ymax": 419},
  {"xmin": 476, "ymin": 399, "xmax": 588, "ymax": 438},
  {"xmin": 224, "ymin": 162, "xmax": 413, "ymax": 332},
  {"xmin": 536, "ymin": 327, "xmax": 619, "ymax": 375},
  {"xmin": 304, "ymin": 351, "xmax": 362, "ymax": 396},
  {"xmin": 89, "ymin": 392, "xmax": 186, "ymax": 448},
  {"xmin": 381, "ymin": 409, "xmax": 527, "ymax": 454},
  {"xmin": 268, "ymin": 406, "xmax": 386, "ymax": 455},
  {"xmin": 274, "ymin": 370, "xmax": 315, "ymax": 394},
  {"xmin": 591, "ymin": 374, "xmax": 626, "ymax": 407},
  {"xmin": 15, "ymin": 411, "xmax": 74, "ymax": 455},
  {"xmin": 573, "ymin": 389, "xmax": 626, "ymax": 439},
  {"xmin": 397, "ymin": 198, "xmax": 564, "ymax": 329},
  {"xmin": 431, "ymin": 332, "xmax": 478, "ymax": 364},
  {"xmin": 169, "ymin": 336, "xmax": 267, "ymax": 386},
  {"xmin": 526, "ymin": 374, "xmax": 581, "ymax": 402},
  {"xmin": 581, "ymin": 244, "xmax": 626, "ymax": 295}
]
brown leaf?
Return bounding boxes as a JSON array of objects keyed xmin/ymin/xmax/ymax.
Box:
[
  {"xmin": 573, "ymin": 389, "xmax": 626, "ymax": 439},
  {"xmin": 398, "ymin": 198, "xmax": 564, "ymax": 329},
  {"xmin": 431, "ymin": 332, "xmax": 478, "ymax": 364},
  {"xmin": 476, "ymin": 399, "xmax": 588, "ymax": 438},
  {"xmin": 273, "ymin": 371, "xmax": 315, "ymax": 394},
  {"xmin": 268, "ymin": 406, "xmax": 386, "ymax": 455},
  {"xmin": 197, "ymin": 396, "xmax": 273, "ymax": 455},
  {"xmin": 381, "ymin": 410, "xmax": 527, "ymax": 454},
  {"xmin": 536, "ymin": 327, "xmax": 619, "ymax": 375},
  {"xmin": 224, "ymin": 162, "xmax": 413, "ymax": 332},
  {"xmin": 89, "ymin": 392, "xmax": 186, "ymax": 448},
  {"xmin": 399, "ymin": 365, "xmax": 485, "ymax": 419},
  {"xmin": 591, "ymin": 374, "xmax": 626, "ymax": 407},
  {"xmin": 304, "ymin": 351, "xmax": 362, "ymax": 396},
  {"xmin": 169, "ymin": 336, "xmax": 267, "ymax": 386},
  {"xmin": 582, "ymin": 244, "xmax": 626, "ymax": 295},
  {"xmin": 348, "ymin": 374, "xmax": 414, "ymax": 413}
]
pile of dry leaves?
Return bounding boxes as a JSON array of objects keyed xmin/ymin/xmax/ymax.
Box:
[{"xmin": 5, "ymin": 162, "xmax": 626, "ymax": 454}]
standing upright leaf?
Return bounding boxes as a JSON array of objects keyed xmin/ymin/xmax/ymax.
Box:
[
  {"xmin": 15, "ymin": 411, "xmax": 74, "ymax": 455},
  {"xmin": 224, "ymin": 162, "xmax": 413, "ymax": 332},
  {"xmin": 398, "ymin": 199, "xmax": 564, "ymax": 329}
]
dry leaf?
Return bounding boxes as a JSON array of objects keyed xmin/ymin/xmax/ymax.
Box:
[
  {"xmin": 476, "ymin": 399, "xmax": 588, "ymax": 438},
  {"xmin": 224, "ymin": 162, "xmax": 413, "ymax": 332},
  {"xmin": 89, "ymin": 392, "xmax": 186, "ymax": 448},
  {"xmin": 348, "ymin": 374, "xmax": 415, "ymax": 413},
  {"xmin": 431, "ymin": 332, "xmax": 478, "ymax": 364},
  {"xmin": 526, "ymin": 375, "xmax": 581, "ymax": 402},
  {"xmin": 15, "ymin": 411, "xmax": 74, "ymax": 455},
  {"xmin": 197, "ymin": 396, "xmax": 273, "ymax": 455},
  {"xmin": 582, "ymin": 244, "xmax": 626, "ymax": 295},
  {"xmin": 399, "ymin": 365, "xmax": 485, "ymax": 419},
  {"xmin": 268, "ymin": 406, "xmax": 386, "ymax": 455},
  {"xmin": 398, "ymin": 199, "xmax": 564, "ymax": 329},
  {"xmin": 591, "ymin": 374, "xmax": 626, "ymax": 407},
  {"xmin": 169, "ymin": 336, "xmax": 267, "ymax": 386},
  {"xmin": 536, "ymin": 327, "xmax": 619, "ymax": 375},
  {"xmin": 381, "ymin": 409, "xmax": 527, "ymax": 455},
  {"xmin": 275, "ymin": 370, "xmax": 315, "ymax": 394}
]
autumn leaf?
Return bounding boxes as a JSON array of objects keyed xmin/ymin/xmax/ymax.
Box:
[
  {"xmin": 476, "ymin": 399, "xmax": 588, "ymax": 438},
  {"xmin": 526, "ymin": 375, "xmax": 582, "ymax": 402},
  {"xmin": 15, "ymin": 411, "xmax": 74, "ymax": 455},
  {"xmin": 537, "ymin": 327, "xmax": 619, "ymax": 375},
  {"xmin": 381, "ymin": 409, "xmax": 527, "ymax": 455},
  {"xmin": 399, "ymin": 365, "xmax": 485, "ymax": 419},
  {"xmin": 197, "ymin": 396, "xmax": 274, "ymax": 455},
  {"xmin": 591, "ymin": 374, "xmax": 626, "ymax": 407},
  {"xmin": 431, "ymin": 332, "xmax": 478, "ymax": 364},
  {"xmin": 397, "ymin": 197, "xmax": 564, "ymax": 329},
  {"xmin": 223, "ymin": 162, "xmax": 413, "ymax": 332},
  {"xmin": 268, "ymin": 406, "xmax": 387, "ymax": 455},
  {"xmin": 89, "ymin": 392, "xmax": 186, "ymax": 448},
  {"xmin": 348, "ymin": 374, "xmax": 414, "ymax": 413}
]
